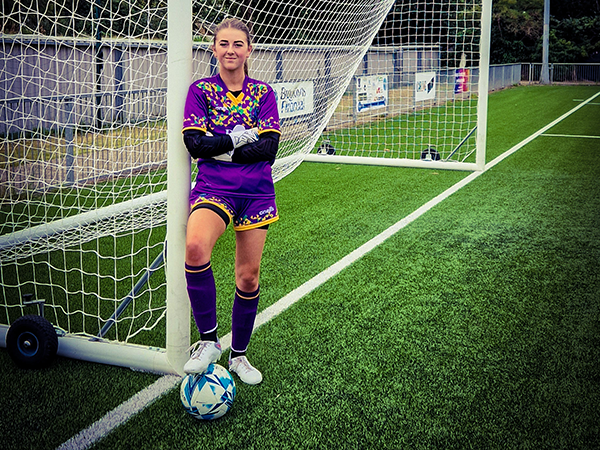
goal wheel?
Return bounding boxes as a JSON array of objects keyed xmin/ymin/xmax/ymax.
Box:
[
  {"xmin": 317, "ymin": 141, "xmax": 336, "ymax": 155},
  {"xmin": 6, "ymin": 315, "xmax": 58, "ymax": 369},
  {"xmin": 420, "ymin": 147, "xmax": 441, "ymax": 161}
]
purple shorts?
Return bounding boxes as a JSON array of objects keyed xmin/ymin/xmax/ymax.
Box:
[{"xmin": 189, "ymin": 191, "xmax": 278, "ymax": 231}]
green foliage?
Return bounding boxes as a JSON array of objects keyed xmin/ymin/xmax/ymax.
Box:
[
  {"xmin": 550, "ymin": 0, "xmax": 600, "ymax": 20},
  {"xmin": 490, "ymin": 0, "xmax": 600, "ymax": 63},
  {"xmin": 5, "ymin": 0, "xmax": 598, "ymax": 65},
  {"xmin": 1, "ymin": 0, "xmax": 168, "ymax": 39},
  {"xmin": 548, "ymin": 16, "xmax": 600, "ymax": 63},
  {"xmin": 491, "ymin": 0, "xmax": 544, "ymax": 63},
  {"xmin": 375, "ymin": 0, "xmax": 482, "ymax": 68}
]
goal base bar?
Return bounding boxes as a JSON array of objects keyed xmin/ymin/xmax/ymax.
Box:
[
  {"xmin": 302, "ymin": 154, "xmax": 482, "ymax": 171},
  {"xmin": 0, "ymin": 325, "xmax": 182, "ymax": 376}
]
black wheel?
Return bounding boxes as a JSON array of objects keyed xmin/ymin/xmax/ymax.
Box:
[
  {"xmin": 6, "ymin": 315, "xmax": 58, "ymax": 369},
  {"xmin": 420, "ymin": 147, "xmax": 441, "ymax": 161},
  {"xmin": 317, "ymin": 142, "xmax": 336, "ymax": 155}
]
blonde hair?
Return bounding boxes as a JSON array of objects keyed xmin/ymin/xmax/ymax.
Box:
[{"xmin": 213, "ymin": 18, "xmax": 252, "ymax": 76}]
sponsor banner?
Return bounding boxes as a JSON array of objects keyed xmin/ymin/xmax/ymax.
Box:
[
  {"xmin": 272, "ymin": 81, "xmax": 314, "ymax": 119},
  {"xmin": 454, "ymin": 68, "xmax": 470, "ymax": 94},
  {"xmin": 415, "ymin": 71, "xmax": 436, "ymax": 102},
  {"xmin": 356, "ymin": 75, "xmax": 388, "ymax": 113}
]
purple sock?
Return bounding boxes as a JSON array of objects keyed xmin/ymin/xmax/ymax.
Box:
[
  {"xmin": 231, "ymin": 286, "xmax": 260, "ymax": 353},
  {"xmin": 185, "ymin": 262, "xmax": 217, "ymax": 335}
]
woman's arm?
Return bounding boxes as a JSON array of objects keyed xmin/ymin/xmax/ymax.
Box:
[
  {"xmin": 183, "ymin": 129, "xmax": 234, "ymax": 159},
  {"xmin": 231, "ymin": 132, "xmax": 280, "ymax": 165}
]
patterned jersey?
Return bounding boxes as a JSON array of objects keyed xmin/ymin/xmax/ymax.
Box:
[{"xmin": 182, "ymin": 74, "xmax": 281, "ymax": 199}]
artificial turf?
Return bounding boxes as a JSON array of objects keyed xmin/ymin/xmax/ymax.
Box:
[{"xmin": 0, "ymin": 85, "xmax": 599, "ymax": 450}]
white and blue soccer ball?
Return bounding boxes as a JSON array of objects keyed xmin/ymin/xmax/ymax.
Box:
[{"xmin": 180, "ymin": 364, "xmax": 236, "ymax": 420}]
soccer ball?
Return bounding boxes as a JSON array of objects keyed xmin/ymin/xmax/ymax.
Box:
[{"xmin": 180, "ymin": 364, "xmax": 236, "ymax": 420}]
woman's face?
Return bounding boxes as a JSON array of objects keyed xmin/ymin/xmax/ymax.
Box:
[{"xmin": 213, "ymin": 27, "xmax": 252, "ymax": 74}]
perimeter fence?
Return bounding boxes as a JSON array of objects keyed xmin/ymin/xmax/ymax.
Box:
[{"xmin": 1, "ymin": 33, "xmax": 598, "ymax": 193}]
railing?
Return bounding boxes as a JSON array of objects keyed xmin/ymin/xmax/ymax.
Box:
[
  {"xmin": 0, "ymin": 88, "xmax": 166, "ymax": 137},
  {"xmin": 489, "ymin": 63, "xmax": 522, "ymax": 90},
  {"xmin": 2, "ymin": 33, "xmax": 597, "ymax": 137},
  {"xmin": 2, "ymin": 56, "xmax": 598, "ymax": 195},
  {"xmin": 522, "ymin": 63, "xmax": 600, "ymax": 84}
]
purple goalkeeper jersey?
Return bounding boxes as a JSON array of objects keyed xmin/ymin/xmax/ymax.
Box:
[{"xmin": 182, "ymin": 74, "xmax": 281, "ymax": 198}]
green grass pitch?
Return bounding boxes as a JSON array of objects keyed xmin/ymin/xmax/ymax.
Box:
[{"xmin": 0, "ymin": 84, "xmax": 599, "ymax": 449}]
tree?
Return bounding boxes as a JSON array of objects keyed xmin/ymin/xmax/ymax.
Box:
[
  {"xmin": 374, "ymin": 0, "xmax": 482, "ymax": 68},
  {"xmin": 548, "ymin": 15, "xmax": 600, "ymax": 63},
  {"xmin": 550, "ymin": 0, "xmax": 600, "ymax": 20},
  {"xmin": 2, "ymin": 0, "xmax": 168, "ymax": 39},
  {"xmin": 490, "ymin": 0, "xmax": 600, "ymax": 63},
  {"xmin": 548, "ymin": 0, "xmax": 600, "ymax": 63},
  {"xmin": 490, "ymin": 0, "xmax": 544, "ymax": 64}
]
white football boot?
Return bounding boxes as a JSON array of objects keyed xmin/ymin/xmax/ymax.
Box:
[
  {"xmin": 228, "ymin": 355, "xmax": 263, "ymax": 385},
  {"xmin": 183, "ymin": 340, "xmax": 222, "ymax": 374}
]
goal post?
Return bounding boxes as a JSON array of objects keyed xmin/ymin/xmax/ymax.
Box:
[
  {"xmin": 476, "ymin": 0, "xmax": 493, "ymax": 171},
  {"xmin": 165, "ymin": 0, "xmax": 193, "ymax": 374}
]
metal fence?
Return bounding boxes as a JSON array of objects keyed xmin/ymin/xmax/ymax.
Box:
[
  {"xmin": 489, "ymin": 63, "xmax": 522, "ymax": 90},
  {"xmin": 522, "ymin": 63, "xmax": 600, "ymax": 84},
  {"xmin": 0, "ymin": 37, "xmax": 442, "ymax": 137},
  {"xmin": 2, "ymin": 35, "xmax": 598, "ymax": 140},
  {"xmin": 2, "ymin": 39, "xmax": 597, "ymax": 196}
]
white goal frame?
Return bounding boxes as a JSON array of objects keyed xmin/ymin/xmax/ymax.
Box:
[
  {"xmin": 1, "ymin": 0, "xmax": 490, "ymax": 374},
  {"xmin": 303, "ymin": 0, "xmax": 493, "ymax": 172},
  {"xmin": 0, "ymin": 0, "xmax": 192, "ymax": 375}
]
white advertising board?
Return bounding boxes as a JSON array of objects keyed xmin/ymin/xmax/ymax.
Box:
[
  {"xmin": 271, "ymin": 81, "xmax": 314, "ymax": 119},
  {"xmin": 356, "ymin": 75, "xmax": 388, "ymax": 112},
  {"xmin": 415, "ymin": 71, "xmax": 436, "ymax": 102}
]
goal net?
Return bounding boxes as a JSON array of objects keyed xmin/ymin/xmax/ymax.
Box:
[
  {"xmin": 0, "ymin": 0, "xmax": 397, "ymax": 373},
  {"xmin": 305, "ymin": 0, "xmax": 491, "ymax": 170}
]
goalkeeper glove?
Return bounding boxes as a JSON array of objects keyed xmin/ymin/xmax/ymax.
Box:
[
  {"xmin": 212, "ymin": 150, "xmax": 234, "ymax": 162},
  {"xmin": 228, "ymin": 128, "xmax": 259, "ymax": 149}
]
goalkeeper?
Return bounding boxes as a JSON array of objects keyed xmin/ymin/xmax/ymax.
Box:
[{"xmin": 181, "ymin": 18, "xmax": 281, "ymax": 385}]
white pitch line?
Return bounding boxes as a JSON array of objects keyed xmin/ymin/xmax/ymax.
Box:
[
  {"xmin": 251, "ymin": 169, "xmax": 484, "ymax": 331},
  {"xmin": 484, "ymin": 90, "xmax": 600, "ymax": 170},
  {"xmin": 56, "ymin": 375, "xmax": 180, "ymax": 450},
  {"xmin": 541, "ymin": 133, "xmax": 600, "ymax": 139},
  {"xmin": 573, "ymin": 100, "xmax": 600, "ymax": 105},
  {"xmin": 56, "ymin": 89, "xmax": 600, "ymax": 450}
]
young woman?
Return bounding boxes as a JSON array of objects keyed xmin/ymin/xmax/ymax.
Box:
[{"xmin": 181, "ymin": 18, "xmax": 280, "ymax": 385}]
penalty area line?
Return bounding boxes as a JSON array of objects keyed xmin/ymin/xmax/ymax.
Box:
[
  {"xmin": 56, "ymin": 89, "xmax": 600, "ymax": 450},
  {"xmin": 541, "ymin": 133, "xmax": 600, "ymax": 139},
  {"xmin": 56, "ymin": 375, "xmax": 181, "ymax": 450}
]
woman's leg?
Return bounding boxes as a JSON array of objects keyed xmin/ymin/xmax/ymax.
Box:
[
  {"xmin": 186, "ymin": 207, "xmax": 227, "ymax": 267},
  {"xmin": 234, "ymin": 227, "xmax": 268, "ymax": 292},
  {"xmin": 229, "ymin": 228, "xmax": 268, "ymax": 384},
  {"xmin": 183, "ymin": 208, "xmax": 227, "ymax": 373}
]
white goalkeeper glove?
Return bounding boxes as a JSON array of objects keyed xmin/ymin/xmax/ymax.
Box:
[
  {"xmin": 228, "ymin": 127, "xmax": 259, "ymax": 149},
  {"xmin": 212, "ymin": 149, "xmax": 234, "ymax": 162}
]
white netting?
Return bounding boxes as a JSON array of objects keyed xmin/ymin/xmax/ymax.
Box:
[
  {"xmin": 1, "ymin": 0, "xmax": 172, "ymax": 345},
  {"xmin": 0, "ymin": 0, "xmax": 395, "ymax": 345},
  {"xmin": 315, "ymin": 0, "xmax": 486, "ymax": 165},
  {"xmin": 190, "ymin": 0, "xmax": 397, "ymax": 180}
]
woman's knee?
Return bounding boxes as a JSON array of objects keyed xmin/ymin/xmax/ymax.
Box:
[
  {"xmin": 185, "ymin": 241, "xmax": 211, "ymax": 266},
  {"xmin": 236, "ymin": 265, "xmax": 260, "ymax": 292},
  {"xmin": 186, "ymin": 208, "xmax": 227, "ymax": 265}
]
